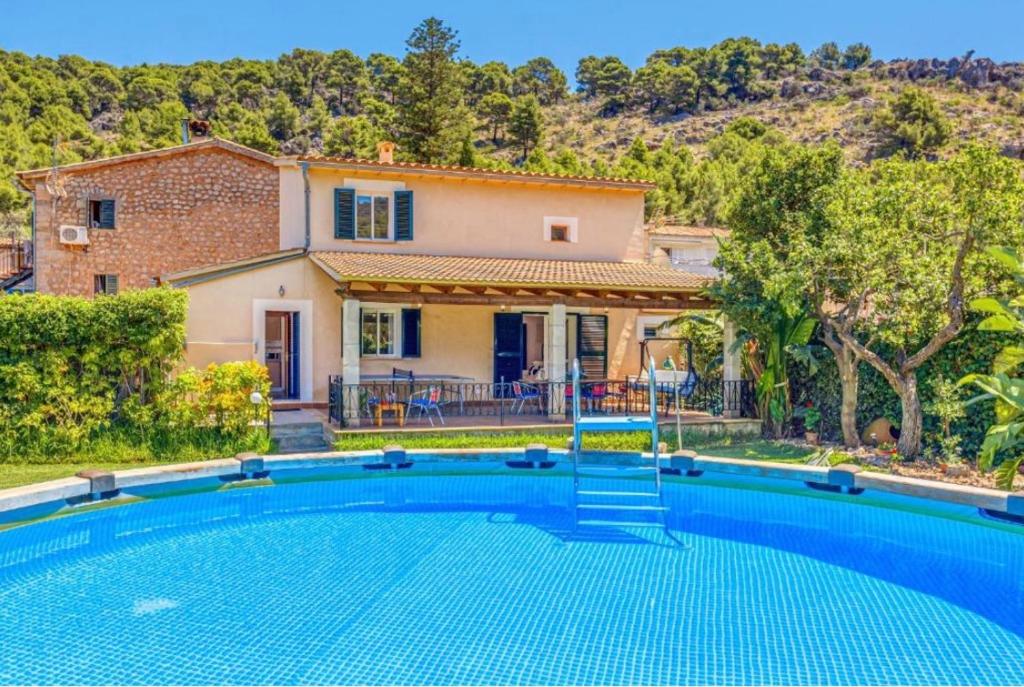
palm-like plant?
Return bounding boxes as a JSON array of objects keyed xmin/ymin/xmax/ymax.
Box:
[{"xmin": 960, "ymin": 247, "xmax": 1024, "ymax": 490}]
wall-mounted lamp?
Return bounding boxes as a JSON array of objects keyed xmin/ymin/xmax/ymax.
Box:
[
  {"xmin": 500, "ymin": 304, "xmax": 507, "ymax": 311},
  {"xmin": 278, "ymin": 285, "xmax": 286, "ymax": 297}
]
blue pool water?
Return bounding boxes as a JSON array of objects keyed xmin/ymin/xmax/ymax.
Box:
[{"xmin": 1, "ymin": 462, "xmax": 1023, "ymax": 685}]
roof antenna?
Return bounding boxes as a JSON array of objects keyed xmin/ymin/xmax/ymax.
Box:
[{"xmin": 44, "ymin": 136, "xmax": 66, "ymax": 199}]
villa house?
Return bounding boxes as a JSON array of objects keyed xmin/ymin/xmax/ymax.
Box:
[{"xmin": 17, "ymin": 137, "xmax": 746, "ymax": 425}]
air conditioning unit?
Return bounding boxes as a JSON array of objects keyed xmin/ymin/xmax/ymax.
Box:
[{"xmin": 59, "ymin": 225, "xmax": 89, "ymax": 246}]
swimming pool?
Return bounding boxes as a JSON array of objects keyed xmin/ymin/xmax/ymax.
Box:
[{"xmin": 1, "ymin": 459, "xmax": 1023, "ymax": 685}]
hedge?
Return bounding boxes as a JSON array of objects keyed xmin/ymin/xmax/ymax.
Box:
[{"xmin": 0, "ymin": 289, "xmax": 269, "ymax": 461}]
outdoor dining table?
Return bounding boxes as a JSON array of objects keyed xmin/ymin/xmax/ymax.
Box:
[{"xmin": 360, "ymin": 373, "xmax": 474, "ymax": 415}]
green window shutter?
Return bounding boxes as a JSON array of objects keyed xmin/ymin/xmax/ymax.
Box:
[
  {"xmin": 578, "ymin": 314, "xmax": 608, "ymax": 378},
  {"xmin": 334, "ymin": 188, "xmax": 356, "ymax": 239},
  {"xmin": 401, "ymin": 308, "xmax": 421, "ymax": 357},
  {"xmin": 394, "ymin": 190, "xmax": 413, "ymax": 241},
  {"xmin": 99, "ymin": 200, "xmax": 116, "ymax": 229}
]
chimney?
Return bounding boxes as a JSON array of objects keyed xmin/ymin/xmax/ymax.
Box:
[
  {"xmin": 377, "ymin": 140, "xmax": 396, "ymax": 164},
  {"xmin": 188, "ymin": 119, "xmax": 212, "ymax": 142},
  {"xmin": 181, "ymin": 119, "xmax": 190, "ymax": 145}
]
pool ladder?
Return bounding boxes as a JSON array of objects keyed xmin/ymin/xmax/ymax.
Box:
[{"xmin": 570, "ymin": 357, "xmax": 667, "ymax": 530}]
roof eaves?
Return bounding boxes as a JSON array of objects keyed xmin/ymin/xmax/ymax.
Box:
[
  {"xmin": 164, "ymin": 248, "xmax": 306, "ymax": 288},
  {"xmin": 298, "ymin": 157, "xmax": 656, "ymax": 191},
  {"xmin": 16, "ymin": 138, "xmax": 277, "ymax": 183}
]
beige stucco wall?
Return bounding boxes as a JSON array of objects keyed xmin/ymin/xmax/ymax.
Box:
[
  {"xmin": 279, "ymin": 165, "xmax": 648, "ymax": 262},
  {"xmin": 181, "ymin": 257, "xmax": 342, "ymax": 402},
  {"xmin": 358, "ymin": 302, "xmax": 654, "ymax": 383}
]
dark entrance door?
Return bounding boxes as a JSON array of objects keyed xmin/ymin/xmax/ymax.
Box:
[
  {"xmin": 493, "ymin": 313, "xmax": 523, "ymax": 392},
  {"xmin": 287, "ymin": 311, "xmax": 300, "ymax": 399}
]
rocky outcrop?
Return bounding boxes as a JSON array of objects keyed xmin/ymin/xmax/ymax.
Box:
[{"xmin": 876, "ymin": 52, "xmax": 1024, "ymax": 89}]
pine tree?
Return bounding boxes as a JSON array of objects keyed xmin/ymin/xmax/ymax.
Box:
[
  {"xmin": 508, "ymin": 95, "xmax": 543, "ymax": 160},
  {"xmin": 396, "ymin": 17, "xmax": 469, "ymax": 163}
]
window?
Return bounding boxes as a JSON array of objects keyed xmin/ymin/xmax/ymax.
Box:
[
  {"xmin": 361, "ymin": 309, "xmax": 397, "ymax": 356},
  {"xmin": 643, "ymin": 326, "xmax": 659, "ymax": 339},
  {"xmin": 544, "ymin": 216, "xmax": 578, "ymax": 243},
  {"xmin": 356, "ymin": 194, "xmax": 390, "ymax": 240},
  {"xmin": 94, "ymin": 274, "xmax": 118, "ymax": 295},
  {"xmin": 88, "ymin": 199, "xmax": 116, "ymax": 229}
]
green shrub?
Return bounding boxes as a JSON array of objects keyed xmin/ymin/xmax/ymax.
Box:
[{"xmin": 0, "ymin": 289, "xmax": 270, "ymax": 462}]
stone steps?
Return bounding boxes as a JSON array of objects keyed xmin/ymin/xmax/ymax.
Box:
[{"xmin": 270, "ymin": 411, "xmax": 330, "ymax": 454}]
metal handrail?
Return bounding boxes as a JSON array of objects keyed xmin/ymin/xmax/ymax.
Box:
[{"xmin": 647, "ymin": 355, "xmax": 661, "ymax": 491}]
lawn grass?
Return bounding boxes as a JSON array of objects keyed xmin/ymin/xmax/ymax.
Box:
[
  {"xmin": 0, "ymin": 431, "xmax": 813, "ymax": 490},
  {"xmin": 335, "ymin": 430, "xmax": 814, "ymax": 463},
  {"xmin": 0, "ymin": 461, "xmax": 178, "ymax": 490}
]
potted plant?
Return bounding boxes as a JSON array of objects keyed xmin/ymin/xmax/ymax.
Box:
[{"xmin": 794, "ymin": 402, "xmax": 822, "ymax": 444}]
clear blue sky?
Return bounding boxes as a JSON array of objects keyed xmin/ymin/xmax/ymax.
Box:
[{"xmin": 3, "ymin": 0, "xmax": 1023, "ymax": 77}]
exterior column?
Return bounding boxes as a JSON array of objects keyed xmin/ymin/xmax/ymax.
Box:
[
  {"xmin": 342, "ymin": 297, "xmax": 361, "ymax": 425},
  {"xmin": 722, "ymin": 315, "xmax": 743, "ymax": 418},
  {"xmin": 547, "ymin": 302, "xmax": 567, "ymax": 418}
]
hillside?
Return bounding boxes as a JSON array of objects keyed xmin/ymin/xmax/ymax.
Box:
[
  {"xmin": 3, "ymin": 23, "xmax": 1024, "ymax": 232},
  {"xmin": 541, "ymin": 73, "xmax": 1024, "ymax": 163}
]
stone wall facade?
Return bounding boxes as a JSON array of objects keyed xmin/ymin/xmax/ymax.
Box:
[{"xmin": 31, "ymin": 146, "xmax": 278, "ymax": 296}]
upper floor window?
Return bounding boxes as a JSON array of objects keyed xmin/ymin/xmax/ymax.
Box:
[
  {"xmin": 544, "ymin": 216, "xmax": 578, "ymax": 243},
  {"xmin": 357, "ymin": 194, "xmax": 390, "ymax": 240},
  {"xmin": 336, "ymin": 188, "xmax": 413, "ymax": 242},
  {"xmin": 549, "ymin": 225, "xmax": 569, "ymax": 242},
  {"xmin": 89, "ymin": 199, "xmax": 116, "ymax": 229}
]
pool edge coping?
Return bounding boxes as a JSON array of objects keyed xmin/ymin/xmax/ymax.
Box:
[{"xmin": 1, "ymin": 448, "xmax": 1021, "ymax": 519}]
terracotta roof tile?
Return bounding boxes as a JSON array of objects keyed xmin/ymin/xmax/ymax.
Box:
[
  {"xmin": 647, "ymin": 225, "xmax": 730, "ymax": 238},
  {"xmin": 311, "ymin": 251, "xmax": 709, "ymax": 292},
  {"xmin": 295, "ymin": 155, "xmax": 656, "ymax": 191}
]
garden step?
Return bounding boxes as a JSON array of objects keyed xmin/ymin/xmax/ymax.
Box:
[{"xmin": 270, "ymin": 422, "xmax": 326, "ymax": 437}]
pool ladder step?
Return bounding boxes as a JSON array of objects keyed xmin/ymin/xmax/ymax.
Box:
[
  {"xmin": 569, "ymin": 356, "xmax": 668, "ymax": 533},
  {"xmin": 577, "ymin": 519, "xmax": 665, "ymax": 529},
  {"xmin": 576, "ymin": 489, "xmax": 660, "ymax": 498},
  {"xmin": 577, "ymin": 503, "xmax": 667, "ymax": 512}
]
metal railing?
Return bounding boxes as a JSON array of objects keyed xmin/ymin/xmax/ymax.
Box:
[
  {"xmin": 0, "ymin": 237, "xmax": 31, "ymax": 279},
  {"xmin": 327, "ymin": 375, "xmax": 755, "ymax": 427}
]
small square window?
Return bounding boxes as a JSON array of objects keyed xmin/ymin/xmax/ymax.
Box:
[
  {"xmin": 94, "ymin": 274, "xmax": 118, "ymax": 295},
  {"xmin": 643, "ymin": 326, "xmax": 659, "ymax": 339},
  {"xmin": 89, "ymin": 199, "xmax": 116, "ymax": 229},
  {"xmin": 550, "ymin": 225, "xmax": 569, "ymax": 242}
]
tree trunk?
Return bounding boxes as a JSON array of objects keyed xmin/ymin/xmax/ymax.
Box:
[
  {"xmin": 820, "ymin": 329, "xmax": 861, "ymax": 448},
  {"xmin": 896, "ymin": 373, "xmax": 923, "ymax": 459},
  {"xmin": 836, "ymin": 349, "xmax": 861, "ymax": 448}
]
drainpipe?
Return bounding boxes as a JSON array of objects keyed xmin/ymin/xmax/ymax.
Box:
[{"xmin": 300, "ymin": 161, "xmax": 311, "ymax": 251}]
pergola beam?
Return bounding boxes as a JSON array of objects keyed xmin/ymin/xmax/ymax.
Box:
[{"xmin": 335, "ymin": 286, "xmax": 709, "ymax": 310}]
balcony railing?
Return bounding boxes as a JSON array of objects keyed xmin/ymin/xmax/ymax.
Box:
[
  {"xmin": 328, "ymin": 376, "xmax": 755, "ymax": 427},
  {"xmin": 0, "ymin": 236, "xmax": 31, "ymax": 279}
]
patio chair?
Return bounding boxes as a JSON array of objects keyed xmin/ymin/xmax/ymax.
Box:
[
  {"xmin": 510, "ymin": 380, "xmax": 542, "ymax": 414},
  {"xmin": 408, "ymin": 386, "xmax": 445, "ymax": 426}
]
